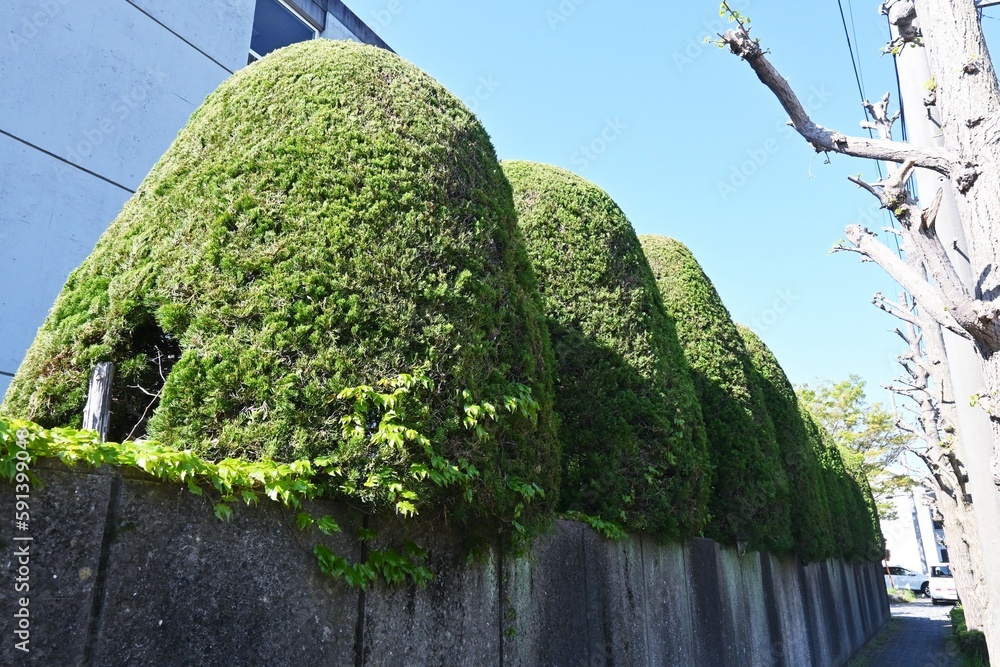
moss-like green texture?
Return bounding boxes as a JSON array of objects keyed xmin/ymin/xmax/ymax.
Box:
[
  {"xmin": 503, "ymin": 162, "xmax": 710, "ymax": 539},
  {"xmin": 640, "ymin": 236, "xmax": 791, "ymax": 552},
  {"xmin": 1, "ymin": 41, "xmax": 559, "ymax": 533},
  {"xmin": 802, "ymin": 409, "xmax": 884, "ymax": 561},
  {"xmin": 737, "ymin": 325, "xmax": 835, "ymax": 562}
]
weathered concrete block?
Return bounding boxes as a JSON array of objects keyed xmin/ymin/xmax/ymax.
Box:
[
  {"xmin": 769, "ymin": 556, "xmax": 812, "ymax": 666},
  {"xmin": 827, "ymin": 559, "xmax": 857, "ymax": 662},
  {"xmin": 795, "ymin": 561, "xmax": 824, "ymax": 667},
  {"xmin": 851, "ymin": 564, "xmax": 873, "ymax": 640},
  {"xmin": 872, "ymin": 561, "xmax": 891, "ymax": 626},
  {"xmin": 685, "ymin": 537, "xmax": 734, "ymax": 666},
  {"xmin": 641, "ymin": 538, "xmax": 695, "ymax": 666},
  {"xmin": 801, "ymin": 561, "xmax": 831, "ymax": 667},
  {"xmin": 822, "ymin": 560, "xmax": 850, "ymax": 666},
  {"xmin": 718, "ymin": 548, "xmax": 752, "ymax": 666},
  {"xmin": 758, "ymin": 552, "xmax": 787, "ymax": 667},
  {"xmin": 838, "ymin": 559, "xmax": 864, "ymax": 650},
  {"xmin": 361, "ymin": 514, "xmax": 500, "ymax": 666},
  {"xmin": 737, "ymin": 551, "xmax": 775, "ymax": 667},
  {"xmin": 503, "ymin": 520, "xmax": 589, "ymax": 667},
  {"xmin": 0, "ymin": 463, "xmax": 113, "ymax": 666},
  {"xmin": 858, "ymin": 561, "xmax": 885, "ymax": 639},
  {"xmin": 91, "ymin": 474, "xmax": 363, "ymax": 666},
  {"xmin": 580, "ymin": 528, "xmax": 647, "ymax": 666}
]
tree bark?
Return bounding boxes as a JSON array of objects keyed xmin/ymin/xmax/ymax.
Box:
[
  {"xmin": 893, "ymin": 299, "xmax": 988, "ymax": 629},
  {"xmin": 720, "ymin": 0, "xmax": 1000, "ymax": 652}
]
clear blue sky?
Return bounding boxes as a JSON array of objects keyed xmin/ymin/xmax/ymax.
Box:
[{"xmin": 342, "ymin": 0, "xmax": 1000, "ymax": 407}]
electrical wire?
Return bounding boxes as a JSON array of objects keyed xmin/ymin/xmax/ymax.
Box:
[
  {"xmin": 836, "ymin": 0, "xmax": 869, "ymax": 107},
  {"xmin": 836, "ymin": 0, "xmax": 906, "ymax": 292}
]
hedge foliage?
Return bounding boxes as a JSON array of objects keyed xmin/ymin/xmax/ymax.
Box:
[
  {"xmin": 503, "ymin": 162, "xmax": 711, "ymax": 539},
  {"xmin": 801, "ymin": 409, "xmax": 884, "ymax": 561},
  {"xmin": 950, "ymin": 606, "xmax": 990, "ymax": 664},
  {"xmin": 640, "ymin": 236, "xmax": 791, "ymax": 552},
  {"xmin": 1, "ymin": 41, "xmax": 883, "ymax": 557},
  {"xmin": 0, "ymin": 40, "xmax": 560, "ymax": 538},
  {"xmin": 737, "ymin": 325, "xmax": 839, "ymax": 561}
]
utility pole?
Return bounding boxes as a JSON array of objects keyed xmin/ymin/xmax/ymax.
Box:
[{"xmin": 890, "ymin": 5, "xmax": 1000, "ymax": 648}]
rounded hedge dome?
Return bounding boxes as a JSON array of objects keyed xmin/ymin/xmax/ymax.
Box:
[
  {"xmin": 736, "ymin": 324, "xmax": 835, "ymax": 561},
  {"xmin": 639, "ymin": 235, "xmax": 791, "ymax": 552},
  {"xmin": 2, "ymin": 41, "xmax": 559, "ymax": 528},
  {"xmin": 503, "ymin": 161, "xmax": 710, "ymax": 539}
]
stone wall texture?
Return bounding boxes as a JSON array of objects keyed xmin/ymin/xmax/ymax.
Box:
[{"xmin": 0, "ymin": 465, "xmax": 889, "ymax": 666}]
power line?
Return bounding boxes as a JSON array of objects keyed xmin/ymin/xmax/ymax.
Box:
[
  {"xmin": 847, "ymin": 0, "xmax": 867, "ymax": 95},
  {"xmin": 835, "ymin": 0, "xmax": 905, "ymax": 296},
  {"xmin": 836, "ymin": 0, "xmax": 868, "ymax": 105}
]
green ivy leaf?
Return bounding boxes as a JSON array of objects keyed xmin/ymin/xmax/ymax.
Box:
[{"xmin": 213, "ymin": 503, "xmax": 234, "ymax": 522}]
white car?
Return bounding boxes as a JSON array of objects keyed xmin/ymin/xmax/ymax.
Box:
[
  {"xmin": 929, "ymin": 564, "xmax": 959, "ymax": 605},
  {"xmin": 884, "ymin": 565, "xmax": 929, "ymax": 597}
]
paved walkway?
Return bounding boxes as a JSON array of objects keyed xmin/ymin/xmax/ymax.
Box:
[{"xmin": 866, "ymin": 600, "xmax": 960, "ymax": 667}]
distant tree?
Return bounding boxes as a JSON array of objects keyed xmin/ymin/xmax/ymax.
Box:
[{"xmin": 797, "ymin": 376, "xmax": 913, "ymax": 520}]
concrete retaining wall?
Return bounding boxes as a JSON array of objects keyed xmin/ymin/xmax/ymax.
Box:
[{"xmin": 0, "ymin": 465, "xmax": 889, "ymax": 665}]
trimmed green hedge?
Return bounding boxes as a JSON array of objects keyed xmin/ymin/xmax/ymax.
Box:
[
  {"xmin": 1, "ymin": 40, "xmax": 560, "ymax": 537},
  {"xmin": 640, "ymin": 236, "xmax": 791, "ymax": 552},
  {"xmin": 950, "ymin": 606, "xmax": 990, "ymax": 664},
  {"xmin": 801, "ymin": 409, "xmax": 883, "ymax": 561},
  {"xmin": 737, "ymin": 325, "xmax": 835, "ymax": 561},
  {"xmin": 503, "ymin": 162, "xmax": 711, "ymax": 539}
]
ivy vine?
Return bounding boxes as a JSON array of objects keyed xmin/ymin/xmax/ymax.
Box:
[{"xmin": 0, "ymin": 372, "xmax": 549, "ymax": 589}]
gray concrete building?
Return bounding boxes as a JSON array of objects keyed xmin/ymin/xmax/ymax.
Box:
[{"xmin": 0, "ymin": 0, "xmax": 389, "ymax": 397}]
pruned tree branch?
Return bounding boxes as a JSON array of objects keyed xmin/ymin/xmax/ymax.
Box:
[
  {"xmin": 874, "ymin": 292, "xmax": 919, "ymax": 328},
  {"xmin": 719, "ymin": 25, "xmax": 957, "ymax": 175},
  {"xmin": 841, "ymin": 163, "xmax": 1000, "ymax": 343},
  {"xmin": 840, "ymin": 225, "xmax": 973, "ymax": 339},
  {"xmin": 861, "ymin": 92, "xmax": 902, "ymax": 140},
  {"xmin": 881, "ymin": 0, "xmax": 921, "ymax": 52}
]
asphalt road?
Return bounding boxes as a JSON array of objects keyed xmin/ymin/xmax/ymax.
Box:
[{"xmin": 866, "ymin": 599, "xmax": 961, "ymax": 667}]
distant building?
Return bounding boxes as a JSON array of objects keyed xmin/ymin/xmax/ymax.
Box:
[
  {"xmin": 0, "ymin": 0, "xmax": 389, "ymax": 396},
  {"xmin": 880, "ymin": 486, "xmax": 948, "ymax": 574}
]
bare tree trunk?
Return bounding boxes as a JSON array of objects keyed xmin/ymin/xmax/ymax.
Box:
[
  {"xmin": 912, "ymin": 0, "xmax": 1000, "ymax": 462},
  {"xmin": 940, "ymin": 491, "xmax": 989, "ymax": 628},
  {"xmin": 719, "ymin": 0, "xmax": 1000, "ymax": 653},
  {"xmin": 920, "ymin": 304, "xmax": 990, "ymax": 630},
  {"xmin": 887, "ymin": 297, "xmax": 988, "ymax": 628}
]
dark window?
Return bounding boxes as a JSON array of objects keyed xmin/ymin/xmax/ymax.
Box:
[
  {"xmin": 940, "ymin": 548, "xmax": 950, "ymax": 564},
  {"xmin": 285, "ymin": 0, "xmax": 328, "ymax": 30},
  {"xmin": 250, "ymin": 0, "xmax": 316, "ymax": 61},
  {"xmin": 932, "ymin": 519, "xmax": 944, "ymax": 529}
]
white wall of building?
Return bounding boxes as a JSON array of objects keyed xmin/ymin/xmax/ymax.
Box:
[
  {"xmin": 880, "ymin": 487, "xmax": 947, "ymax": 575},
  {"xmin": 0, "ymin": 0, "xmax": 387, "ymax": 398}
]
